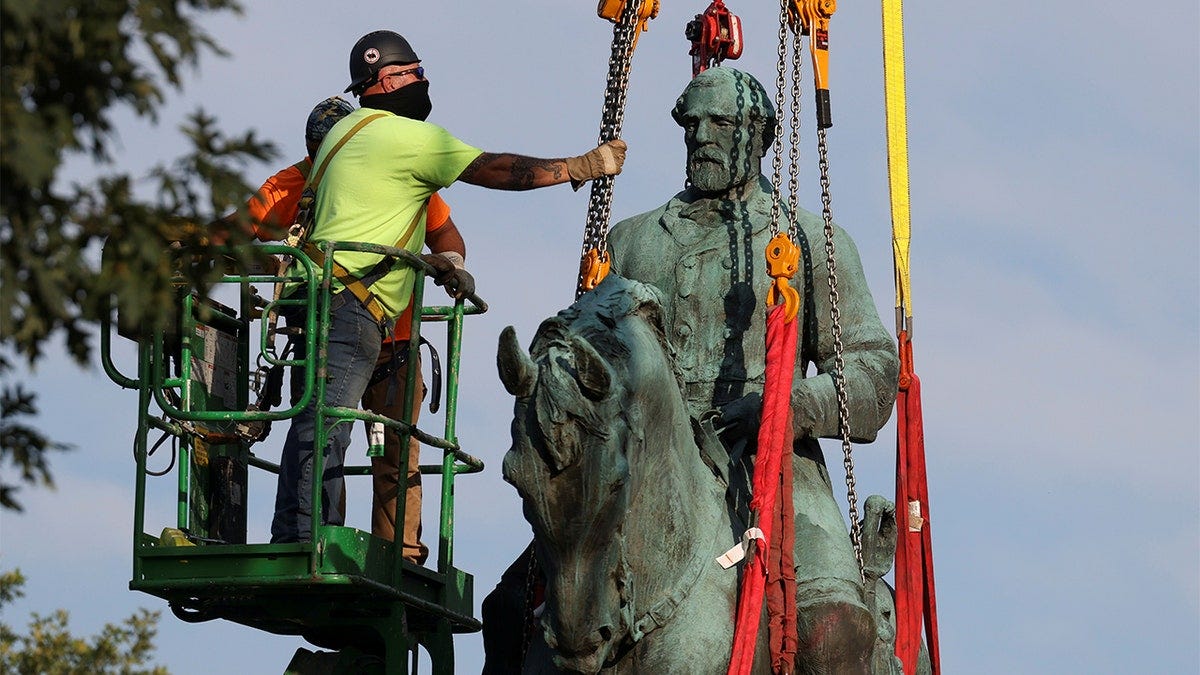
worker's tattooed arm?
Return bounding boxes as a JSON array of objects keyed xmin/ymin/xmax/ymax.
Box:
[{"xmin": 457, "ymin": 152, "xmax": 568, "ymax": 190}]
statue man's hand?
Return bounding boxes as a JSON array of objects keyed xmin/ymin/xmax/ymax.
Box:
[{"xmin": 717, "ymin": 391, "xmax": 763, "ymax": 439}]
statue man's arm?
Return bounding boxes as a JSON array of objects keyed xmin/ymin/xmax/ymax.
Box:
[{"xmin": 793, "ymin": 223, "xmax": 900, "ymax": 443}]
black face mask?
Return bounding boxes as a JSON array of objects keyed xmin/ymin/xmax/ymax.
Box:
[{"xmin": 361, "ymin": 80, "xmax": 432, "ymax": 121}]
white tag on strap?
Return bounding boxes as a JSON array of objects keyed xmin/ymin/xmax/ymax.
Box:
[
  {"xmin": 716, "ymin": 527, "xmax": 765, "ymax": 569},
  {"xmin": 908, "ymin": 500, "xmax": 925, "ymax": 532}
]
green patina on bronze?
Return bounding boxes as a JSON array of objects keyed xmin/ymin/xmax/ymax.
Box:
[{"xmin": 488, "ymin": 68, "xmax": 925, "ymax": 674}]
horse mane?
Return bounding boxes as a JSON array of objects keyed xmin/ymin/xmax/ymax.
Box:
[
  {"xmin": 539, "ymin": 275, "xmax": 685, "ymax": 394},
  {"xmin": 519, "ymin": 275, "xmax": 687, "ymax": 475}
]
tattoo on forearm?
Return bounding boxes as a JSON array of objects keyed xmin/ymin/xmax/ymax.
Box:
[
  {"xmin": 459, "ymin": 153, "xmax": 492, "ymax": 183},
  {"xmin": 460, "ymin": 152, "xmax": 565, "ymax": 190},
  {"xmin": 506, "ymin": 156, "xmax": 536, "ymax": 189}
]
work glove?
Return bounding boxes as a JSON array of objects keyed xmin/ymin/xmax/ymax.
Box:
[
  {"xmin": 421, "ymin": 253, "xmax": 476, "ymax": 300},
  {"xmin": 565, "ymin": 139, "xmax": 627, "ymax": 191}
]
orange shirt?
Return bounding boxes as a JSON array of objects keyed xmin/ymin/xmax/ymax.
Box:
[
  {"xmin": 388, "ymin": 191, "xmax": 449, "ymax": 343},
  {"xmin": 246, "ymin": 158, "xmax": 451, "ymax": 343},
  {"xmin": 247, "ymin": 158, "xmax": 450, "ymax": 240},
  {"xmin": 246, "ymin": 160, "xmax": 309, "ymax": 241}
]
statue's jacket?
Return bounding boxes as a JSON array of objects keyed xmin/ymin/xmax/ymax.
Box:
[{"xmin": 609, "ymin": 177, "xmax": 899, "ymax": 446}]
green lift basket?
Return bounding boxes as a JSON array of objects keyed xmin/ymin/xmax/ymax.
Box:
[{"xmin": 101, "ymin": 241, "xmax": 488, "ymax": 674}]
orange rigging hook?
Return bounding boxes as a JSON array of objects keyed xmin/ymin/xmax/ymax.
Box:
[
  {"xmin": 579, "ymin": 248, "xmax": 612, "ymax": 293},
  {"xmin": 764, "ymin": 232, "xmax": 801, "ymax": 322}
]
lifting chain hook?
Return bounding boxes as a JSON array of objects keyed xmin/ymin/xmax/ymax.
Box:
[
  {"xmin": 577, "ymin": 0, "xmax": 652, "ymax": 299},
  {"xmin": 579, "ymin": 249, "xmax": 612, "ymax": 293},
  {"xmin": 764, "ymin": 232, "xmax": 801, "ymax": 322}
]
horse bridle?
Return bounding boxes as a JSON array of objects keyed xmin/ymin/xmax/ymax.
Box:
[{"xmin": 617, "ymin": 508, "xmax": 728, "ymax": 646}]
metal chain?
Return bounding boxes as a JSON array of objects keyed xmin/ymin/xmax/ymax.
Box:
[
  {"xmin": 768, "ymin": 0, "xmax": 871, "ymax": 587},
  {"xmin": 786, "ymin": 28, "xmax": 803, "ymax": 240},
  {"xmin": 768, "ymin": 0, "xmax": 790, "ymax": 238},
  {"xmin": 577, "ymin": 0, "xmax": 644, "ymax": 299},
  {"xmin": 816, "ymin": 127, "xmax": 866, "ymax": 584}
]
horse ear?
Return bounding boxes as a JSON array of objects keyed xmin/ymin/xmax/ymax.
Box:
[
  {"xmin": 497, "ymin": 326, "xmax": 536, "ymax": 397},
  {"xmin": 569, "ymin": 334, "xmax": 612, "ymax": 401}
]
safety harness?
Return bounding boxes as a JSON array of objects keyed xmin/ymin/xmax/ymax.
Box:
[
  {"xmin": 299, "ymin": 201, "xmax": 426, "ymax": 326},
  {"xmin": 290, "ymin": 112, "xmax": 431, "ymax": 326},
  {"xmin": 369, "ymin": 335, "xmax": 442, "ymax": 413},
  {"xmin": 236, "ymin": 112, "xmax": 435, "ymax": 442}
]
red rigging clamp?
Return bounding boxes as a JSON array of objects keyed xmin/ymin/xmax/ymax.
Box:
[{"xmin": 686, "ymin": 1, "xmax": 743, "ymax": 77}]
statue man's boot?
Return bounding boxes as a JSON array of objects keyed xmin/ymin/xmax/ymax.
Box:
[{"xmin": 794, "ymin": 593, "xmax": 876, "ymax": 675}]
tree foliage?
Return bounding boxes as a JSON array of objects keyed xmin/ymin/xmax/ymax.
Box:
[
  {"xmin": 0, "ymin": 359, "xmax": 71, "ymax": 511},
  {"xmin": 0, "ymin": 569, "xmax": 169, "ymax": 674},
  {"xmin": 0, "ymin": 0, "xmax": 279, "ymax": 508}
]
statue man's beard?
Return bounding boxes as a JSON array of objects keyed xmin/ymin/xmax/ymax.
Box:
[{"xmin": 687, "ymin": 153, "xmax": 752, "ymax": 194}]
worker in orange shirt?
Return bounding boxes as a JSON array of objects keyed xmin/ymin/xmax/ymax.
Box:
[
  {"xmin": 362, "ymin": 192, "xmax": 470, "ymax": 566},
  {"xmin": 223, "ymin": 96, "xmax": 470, "ymax": 562},
  {"xmin": 214, "ymin": 97, "xmax": 357, "ymax": 242}
]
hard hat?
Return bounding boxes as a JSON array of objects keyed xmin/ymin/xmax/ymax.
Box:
[
  {"xmin": 305, "ymin": 96, "xmax": 355, "ymax": 148},
  {"xmin": 345, "ymin": 30, "xmax": 420, "ymax": 95}
]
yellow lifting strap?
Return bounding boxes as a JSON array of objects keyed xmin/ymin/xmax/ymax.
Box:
[{"xmin": 882, "ymin": 0, "xmax": 913, "ymax": 335}]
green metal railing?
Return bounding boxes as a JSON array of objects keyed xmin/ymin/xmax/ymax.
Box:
[{"xmin": 101, "ymin": 241, "xmax": 487, "ymax": 673}]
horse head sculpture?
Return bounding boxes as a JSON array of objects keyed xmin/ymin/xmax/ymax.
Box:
[{"xmin": 497, "ymin": 275, "xmax": 738, "ymax": 673}]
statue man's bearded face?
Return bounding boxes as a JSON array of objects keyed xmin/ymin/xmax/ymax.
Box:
[{"xmin": 676, "ymin": 79, "xmax": 770, "ymax": 195}]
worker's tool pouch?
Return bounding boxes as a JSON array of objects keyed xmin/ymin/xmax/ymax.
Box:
[
  {"xmin": 260, "ymin": 361, "xmax": 286, "ymax": 410},
  {"xmin": 369, "ymin": 336, "xmax": 443, "ymax": 414}
]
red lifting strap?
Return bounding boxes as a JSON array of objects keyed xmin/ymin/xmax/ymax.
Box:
[
  {"xmin": 894, "ymin": 330, "xmax": 941, "ymax": 674},
  {"xmin": 727, "ymin": 303, "xmax": 798, "ymax": 674},
  {"xmin": 766, "ymin": 425, "xmax": 797, "ymax": 672}
]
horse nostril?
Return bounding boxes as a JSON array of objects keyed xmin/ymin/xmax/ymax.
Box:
[{"xmin": 597, "ymin": 625, "xmax": 613, "ymax": 642}]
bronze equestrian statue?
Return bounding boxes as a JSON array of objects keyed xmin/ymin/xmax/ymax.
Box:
[
  {"xmin": 484, "ymin": 67, "xmax": 901, "ymax": 674},
  {"xmin": 497, "ymin": 276, "xmax": 755, "ymax": 673}
]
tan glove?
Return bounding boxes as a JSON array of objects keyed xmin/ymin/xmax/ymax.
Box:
[
  {"xmin": 420, "ymin": 253, "xmax": 475, "ymax": 300},
  {"xmin": 565, "ymin": 139, "xmax": 627, "ymax": 191}
]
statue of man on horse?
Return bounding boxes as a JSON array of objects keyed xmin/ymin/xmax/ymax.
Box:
[
  {"xmin": 609, "ymin": 65, "xmax": 900, "ymax": 673},
  {"xmin": 484, "ymin": 66, "xmax": 901, "ymax": 674}
]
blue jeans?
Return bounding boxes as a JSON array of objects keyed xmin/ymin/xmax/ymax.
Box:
[{"xmin": 271, "ymin": 290, "xmax": 384, "ymax": 543}]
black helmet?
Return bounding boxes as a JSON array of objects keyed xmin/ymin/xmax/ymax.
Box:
[{"xmin": 345, "ymin": 30, "xmax": 420, "ymax": 95}]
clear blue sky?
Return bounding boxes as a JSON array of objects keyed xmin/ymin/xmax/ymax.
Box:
[{"xmin": 4, "ymin": 2, "xmax": 1198, "ymax": 673}]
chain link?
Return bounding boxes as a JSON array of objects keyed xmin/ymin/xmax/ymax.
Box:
[
  {"xmin": 786, "ymin": 28, "xmax": 803, "ymax": 241},
  {"xmin": 577, "ymin": 0, "xmax": 645, "ymax": 299},
  {"xmin": 816, "ymin": 128, "xmax": 866, "ymax": 584},
  {"xmin": 770, "ymin": 4, "xmax": 867, "ymax": 584},
  {"xmin": 768, "ymin": 0, "xmax": 790, "ymax": 238}
]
